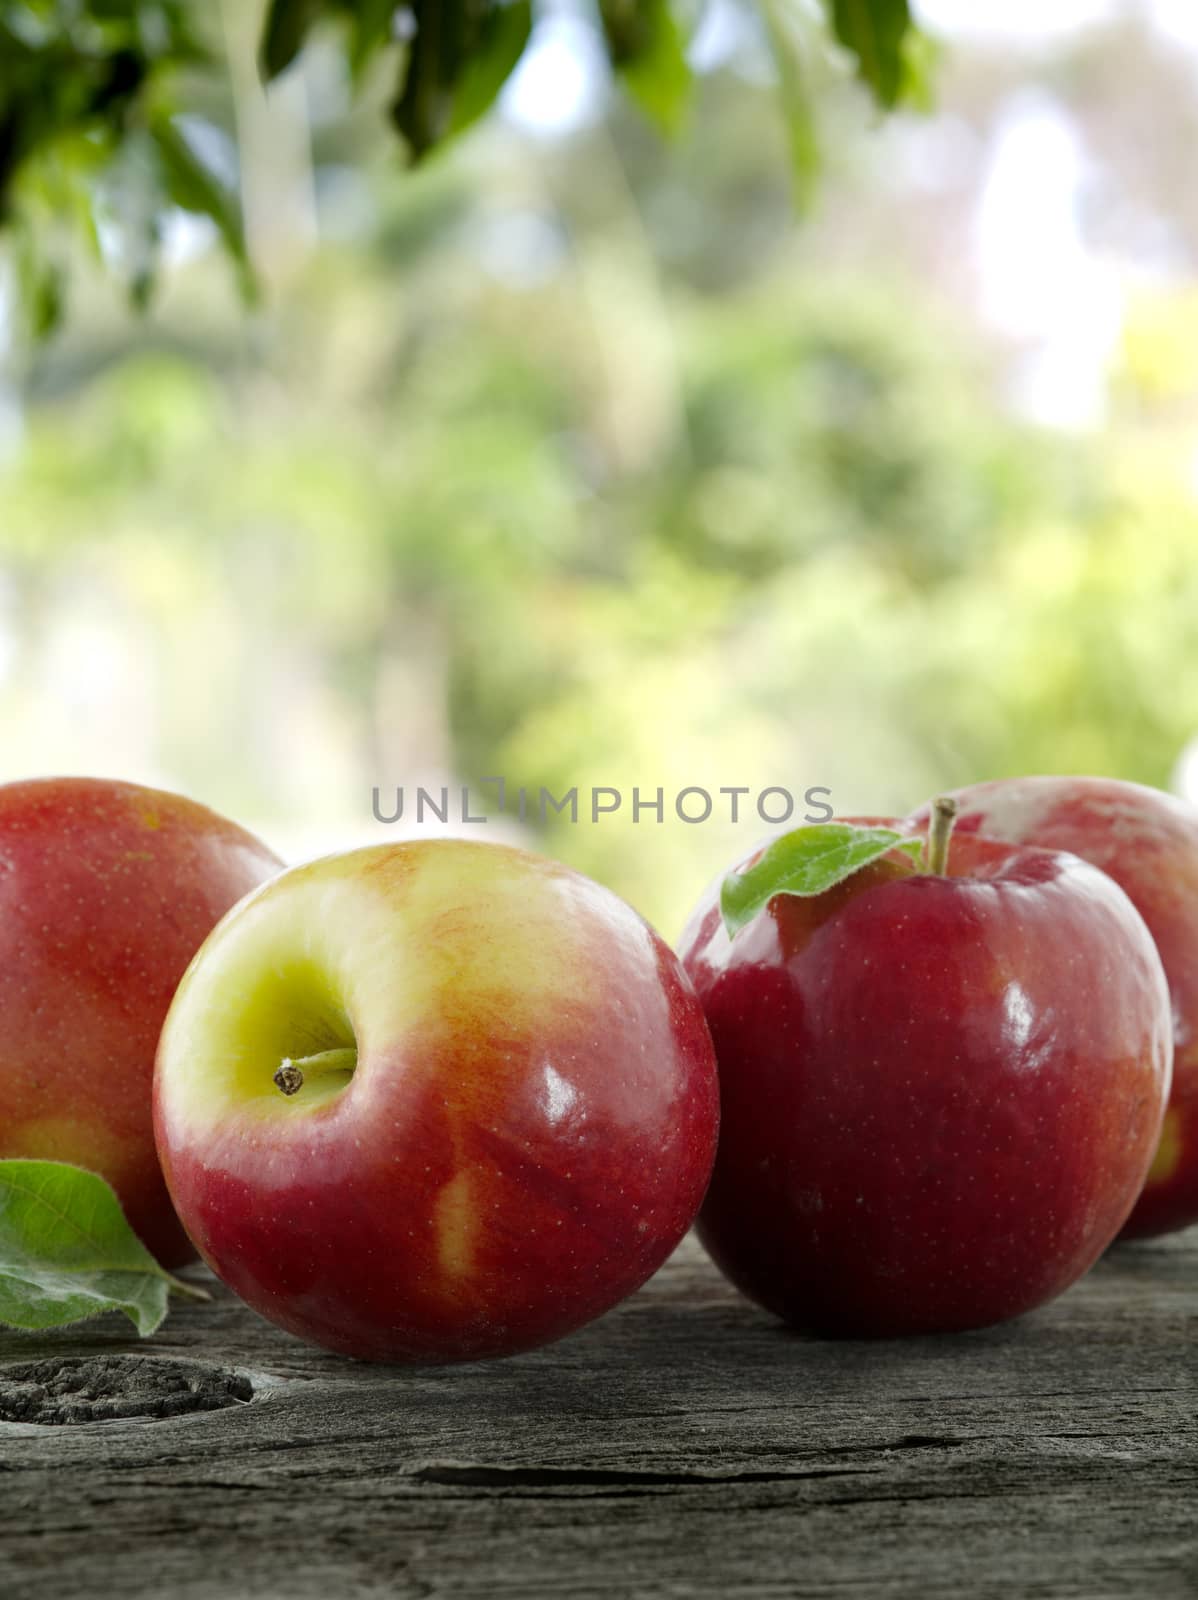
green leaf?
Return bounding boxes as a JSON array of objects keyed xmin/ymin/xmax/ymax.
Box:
[
  {"xmin": 394, "ymin": 0, "xmax": 533, "ymax": 161},
  {"xmin": 760, "ymin": 0, "xmax": 821, "ymax": 209},
  {"xmin": 447, "ymin": 1, "xmax": 533, "ymax": 139},
  {"xmin": 261, "ymin": 0, "xmax": 401, "ymax": 88},
  {"xmin": 897, "ymin": 25, "xmax": 940, "ymax": 113},
  {"xmin": 14, "ymin": 237, "xmax": 65, "ymax": 338},
  {"xmin": 148, "ymin": 114, "xmax": 256, "ymax": 300},
  {"xmin": 599, "ymin": 0, "xmax": 692, "ymax": 134},
  {"xmin": 720, "ymin": 823, "xmax": 924, "ymax": 938},
  {"xmin": 349, "ymin": 0, "xmax": 403, "ymax": 84},
  {"xmin": 825, "ymin": 0, "xmax": 914, "ymax": 109},
  {"xmin": 260, "ymin": 0, "xmax": 327, "ymax": 81},
  {"xmin": 0, "ymin": 1160, "xmax": 206, "ymax": 1337}
]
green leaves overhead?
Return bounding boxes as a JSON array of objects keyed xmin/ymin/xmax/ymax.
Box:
[
  {"xmin": 760, "ymin": 0, "xmax": 821, "ymax": 208},
  {"xmin": 826, "ymin": 0, "xmax": 913, "ymax": 109},
  {"xmin": 0, "ymin": 0, "xmax": 934, "ymax": 335},
  {"xmin": 261, "ymin": 0, "xmax": 400, "ymax": 84},
  {"xmin": 149, "ymin": 114, "xmax": 254, "ymax": 296},
  {"xmin": 720, "ymin": 823, "xmax": 924, "ymax": 938},
  {"xmin": 394, "ymin": 1, "xmax": 534, "ymax": 159},
  {"xmin": 260, "ymin": 0, "xmax": 328, "ymax": 80},
  {"xmin": 0, "ymin": 2, "xmax": 247, "ymax": 332},
  {"xmin": 0, "ymin": 1160, "xmax": 207, "ymax": 1337},
  {"xmin": 763, "ymin": 0, "xmax": 927, "ymax": 206},
  {"xmin": 600, "ymin": 0, "xmax": 692, "ymax": 133},
  {"xmin": 260, "ymin": 0, "xmax": 535, "ymax": 160},
  {"xmin": 0, "ymin": 1, "xmax": 207, "ymax": 222}
]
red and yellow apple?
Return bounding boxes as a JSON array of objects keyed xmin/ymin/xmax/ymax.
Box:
[
  {"xmin": 679, "ymin": 810, "xmax": 1172, "ymax": 1336},
  {"xmin": 911, "ymin": 777, "xmax": 1198, "ymax": 1238},
  {"xmin": 0, "ymin": 777, "xmax": 281, "ymax": 1266},
  {"xmin": 153, "ymin": 839, "xmax": 719, "ymax": 1363}
]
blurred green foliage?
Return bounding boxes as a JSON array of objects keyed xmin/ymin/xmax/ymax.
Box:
[{"xmin": 2, "ymin": 20, "xmax": 1197, "ymax": 936}]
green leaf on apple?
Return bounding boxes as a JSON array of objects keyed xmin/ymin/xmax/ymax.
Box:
[
  {"xmin": 0, "ymin": 1160, "xmax": 208, "ymax": 1337},
  {"xmin": 720, "ymin": 824, "xmax": 924, "ymax": 938}
]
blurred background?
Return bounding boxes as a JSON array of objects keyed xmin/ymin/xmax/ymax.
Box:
[{"xmin": 3, "ymin": 0, "xmax": 1198, "ymax": 936}]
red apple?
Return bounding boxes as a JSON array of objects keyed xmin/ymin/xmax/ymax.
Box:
[
  {"xmin": 0, "ymin": 777, "xmax": 281, "ymax": 1266},
  {"xmin": 153, "ymin": 839, "xmax": 719, "ymax": 1363},
  {"xmin": 909, "ymin": 777, "xmax": 1198, "ymax": 1238},
  {"xmin": 678, "ymin": 810, "xmax": 1172, "ymax": 1336}
]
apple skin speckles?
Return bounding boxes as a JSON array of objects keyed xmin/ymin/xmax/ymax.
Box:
[
  {"xmin": 154, "ymin": 839, "xmax": 719, "ymax": 1364},
  {"xmin": 914, "ymin": 776, "xmax": 1198, "ymax": 1238},
  {"xmin": 681, "ymin": 822, "xmax": 1171, "ymax": 1337},
  {"xmin": 0, "ymin": 776, "xmax": 281, "ymax": 1267}
]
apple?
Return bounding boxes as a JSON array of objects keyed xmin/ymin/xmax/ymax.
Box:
[
  {"xmin": 910, "ymin": 776, "xmax": 1198, "ymax": 1238},
  {"xmin": 0, "ymin": 777, "xmax": 282, "ymax": 1266},
  {"xmin": 678, "ymin": 805, "xmax": 1172, "ymax": 1336},
  {"xmin": 153, "ymin": 839, "xmax": 719, "ymax": 1363}
]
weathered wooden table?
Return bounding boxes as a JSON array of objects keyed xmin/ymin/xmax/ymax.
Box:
[{"xmin": 1, "ymin": 1231, "xmax": 1194, "ymax": 1599}]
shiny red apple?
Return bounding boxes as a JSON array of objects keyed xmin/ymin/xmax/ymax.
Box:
[
  {"xmin": 910, "ymin": 776, "xmax": 1198, "ymax": 1238},
  {"xmin": 154, "ymin": 839, "xmax": 719, "ymax": 1363},
  {"xmin": 679, "ymin": 810, "xmax": 1172, "ymax": 1336},
  {"xmin": 0, "ymin": 777, "xmax": 281, "ymax": 1266}
]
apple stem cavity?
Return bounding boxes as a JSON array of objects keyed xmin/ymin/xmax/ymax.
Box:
[
  {"xmin": 273, "ymin": 1047, "xmax": 357, "ymax": 1098},
  {"xmin": 926, "ymin": 795, "xmax": 959, "ymax": 876}
]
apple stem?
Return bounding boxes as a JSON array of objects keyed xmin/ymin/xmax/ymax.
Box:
[
  {"xmin": 272, "ymin": 1047, "xmax": 357, "ymax": 1097},
  {"xmin": 926, "ymin": 795, "xmax": 958, "ymax": 876}
]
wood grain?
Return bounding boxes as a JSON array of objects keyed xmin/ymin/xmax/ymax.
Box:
[{"xmin": 1, "ymin": 1232, "xmax": 1194, "ymax": 1599}]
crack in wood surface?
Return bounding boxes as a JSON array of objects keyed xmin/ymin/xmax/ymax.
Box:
[{"xmin": 410, "ymin": 1462, "xmax": 880, "ymax": 1489}]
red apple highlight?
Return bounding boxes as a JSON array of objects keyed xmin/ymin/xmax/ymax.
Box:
[
  {"xmin": 0, "ymin": 777, "xmax": 282, "ymax": 1266},
  {"xmin": 910, "ymin": 776, "xmax": 1198, "ymax": 1238},
  {"xmin": 679, "ymin": 810, "xmax": 1172, "ymax": 1336},
  {"xmin": 153, "ymin": 839, "xmax": 719, "ymax": 1363}
]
